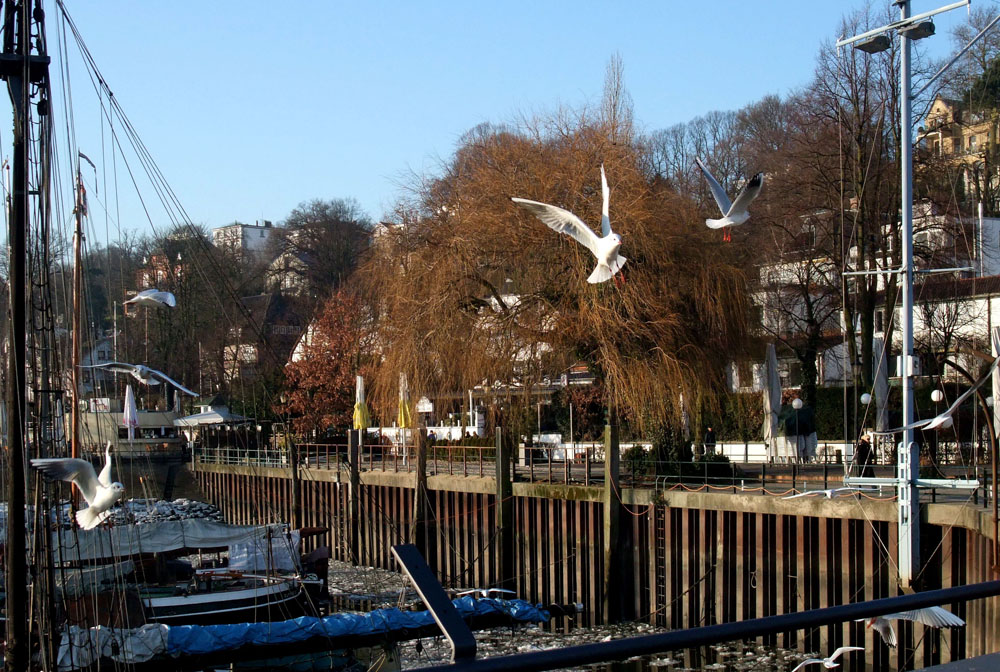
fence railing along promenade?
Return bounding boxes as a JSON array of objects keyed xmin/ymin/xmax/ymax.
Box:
[{"xmin": 193, "ymin": 439, "xmax": 995, "ymax": 504}]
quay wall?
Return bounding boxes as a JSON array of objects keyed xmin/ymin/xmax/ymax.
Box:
[{"xmin": 193, "ymin": 458, "xmax": 1000, "ymax": 671}]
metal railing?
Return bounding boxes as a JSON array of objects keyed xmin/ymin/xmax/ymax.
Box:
[
  {"xmin": 193, "ymin": 443, "xmax": 993, "ymax": 504},
  {"xmin": 416, "ymin": 580, "xmax": 1000, "ymax": 672}
]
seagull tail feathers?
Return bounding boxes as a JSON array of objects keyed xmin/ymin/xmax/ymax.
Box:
[
  {"xmin": 76, "ymin": 506, "xmax": 111, "ymax": 530},
  {"xmin": 588, "ymin": 264, "xmax": 614, "ymax": 284},
  {"xmin": 609, "ymin": 256, "xmax": 627, "ymax": 275},
  {"xmin": 705, "ymin": 218, "xmax": 732, "ymax": 230}
]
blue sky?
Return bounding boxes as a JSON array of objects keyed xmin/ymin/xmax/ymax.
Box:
[{"xmin": 51, "ymin": 1, "xmax": 979, "ymax": 239}]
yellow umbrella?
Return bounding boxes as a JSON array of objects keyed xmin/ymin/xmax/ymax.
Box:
[
  {"xmin": 397, "ymin": 373, "xmax": 412, "ymax": 429},
  {"xmin": 353, "ymin": 375, "xmax": 370, "ymax": 431}
]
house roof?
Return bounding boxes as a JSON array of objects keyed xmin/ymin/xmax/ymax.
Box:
[{"xmin": 914, "ymin": 275, "xmax": 1000, "ymax": 302}]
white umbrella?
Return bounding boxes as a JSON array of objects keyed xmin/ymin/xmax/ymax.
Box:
[
  {"xmin": 679, "ymin": 393, "xmax": 690, "ymax": 441},
  {"xmin": 762, "ymin": 343, "xmax": 781, "ymax": 462},
  {"xmin": 873, "ymin": 336, "xmax": 889, "ymax": 433},
  {"xmin": 123, "ymin": 384, "xmax": 139, "ymax": 442}
]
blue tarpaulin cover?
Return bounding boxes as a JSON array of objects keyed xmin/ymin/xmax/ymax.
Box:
[{"xmin": 166, "ymin": 597, "xmax": 550, "ymax": 656}]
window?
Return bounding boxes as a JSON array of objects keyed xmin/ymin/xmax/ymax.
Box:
[
  {"xmin": 969, "ymin": 135, "xmax": 977, "ymax": 151},
  {"xmin": 737, "ymin": 360, "xmax": 753, "ymax": 388}
]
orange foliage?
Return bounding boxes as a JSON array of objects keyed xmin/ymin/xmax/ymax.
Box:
[{"xmin": 280, "ymin": 290, "xmax": 362, "ymax": 434}]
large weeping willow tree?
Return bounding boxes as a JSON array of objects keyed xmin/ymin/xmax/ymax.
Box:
[{"xmin": 359, "ymin": 69, "xmax": 753, "ymax": 431}]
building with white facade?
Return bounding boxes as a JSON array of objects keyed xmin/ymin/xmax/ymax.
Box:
[{"xmin": 212, "ymin": 221, "xmax": 276, "ymax": 261}]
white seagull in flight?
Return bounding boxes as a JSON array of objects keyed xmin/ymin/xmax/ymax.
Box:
[
  {"xmin": 875, "ymin": 331, "xmax": 1000, "ymax": 435},
  {"xmin": 789, "ymin": 646, "xmax": 863, "ymax": 672},
  {"xmin": 859, "ymin": 606, "xmax": 965, "ymax": 648},
  {"xmin": 512, "ymin": 164, "xmax": 627, "ymax": 284},
  {"xmin": 83, "ymin": 361, "xmax": 198, "ymax": 397},
  {"xmin": 124, "ymin": 288, "xmax": 176, "ymax": 309},
  {"xmin": 31, "ymin": 442, "xmax": 124, "ymax": 529},
  {"xmin": 695, "ymin": 158, "xmax": 764, "ymax": 240},
  {"xmin": 782, "ymin": 487, "xmax": 877, "ymax": 500}
]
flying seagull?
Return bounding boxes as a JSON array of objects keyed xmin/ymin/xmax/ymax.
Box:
[
  {"xmin": 83, "ymin": 361, "xmax": 198, "ymax": 397},
  {"xmin": 875, "ymin": 332, "xmax": 1000, "ymax": 436},
  {"xmin": 455, "ymin": 588, "xmax": 517, "ymax": 599},
  {"xmin": 124, "ymin": 288, "xmax": 176, "ymax": 309},
  {"xmin": 511, "ymin": 164, "xmax": 627, "ymax": 284},
  {"xmin": 782, "ymin": 487, "xmax": 877, "ymax": 500},
  {"xmin": 789, "ymin": 646, "xmax": 864, "ymax": 672},
  {"xmin": 859, "ymin": 606, "xmax": 965, "ymax": 647},
  {"xmin": 694, "ymin": 158, "xmax": 764, "ymax": 240},
  {"xmin": 31, "ymin": 448, "xmax": 125, "ymax": 529}
]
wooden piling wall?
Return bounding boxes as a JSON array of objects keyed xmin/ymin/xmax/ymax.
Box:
[{"xmin": 194, "ymin": 463, "xmax": 999, "ymax": 670}]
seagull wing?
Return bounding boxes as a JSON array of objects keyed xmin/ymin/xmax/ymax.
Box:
[
  {"xmin": 789, "ymin": 659, "xmax": 823, "ymax": 672},
  {"xmin": 871, "ymin": 617, "xmax": 897, "ymax": 647},
  {"xmin": 98, "ymin": 441, "xmax": 113, "ymax": 488},
  {"xmin": 893, "ymin": 354, "xmax": 1000, "ymax": 433},
  {"xmin": 154, "ymin": 291, "xmax": 177, "ymax": 307},
  {"xmin": 872, "ymin": 417, "xmax": 933, "ymax": 436},
  {"xmin": 511, "ymin": 198, "xmax": 601, "ymax": 256},
  {"xmin": 600, "ymin": 164, "xmax": 611, "ymax": 237},
  {"xmin": 886, "ymin": 606, "xmax": 965, "ymax": 628},
  {"xmin": 147, "ymin": 367, "xmax": 198, "ymax": 396},
  {"xmin": 82, "ymin": 361, "xmax": 131, "ymax": 373},
  {"xmin": 782, "ymin": 491, "xmax": 821, "ymax": 499},
  {"xmin": 937, "ymin": 353, "xmax": 1000, "ymax": 420},
  {"xmin": 727, "ymin": 172, "xmax": 764, "ymax": 217},
  {"xmin": 123, "ymin": 289, "xmax": 152, "ymax": 305},
  {"xmin": 695, "ymin": 157, "xmax": 732, "ymax": 215},
  {"xmin": 828, "ymin": 646, "xmax": 864, "ymax": 662},
  {"xmin": 31, "ymin": 458, "xmax": 100, "ymax": 504}
]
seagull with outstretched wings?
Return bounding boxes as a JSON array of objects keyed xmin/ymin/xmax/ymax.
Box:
[
  {"xmin": 31, "ymin": 444, "xmax": 124, "ymax": 529},
  {"xmin": 875, "ymin": 330, "xmax": 1000, "ymax": 436},
  {"xmin": 782, "ymin": 487, "xmax": 877, "ymax": 500},
  {"xmin": 512, "ymin": 164, "xmax": 627, "ymax": 284},
  {"xmin": 694, "ymin": 158, "xmax": 763, "ymax": 240},
  {"xmin": 83, "ymin": 361, "xmax": 198, "ymax": 397},
  {"xmin": 859, "ymin": 606, "xmax": 965, "ymax": 647},
  {"xmin": 124, "ymin": 288, "xmax": 176, "ymax": 309},
  {"xmin": 789, "ymin": 646, "xmax": 864, "ymax": 671}
]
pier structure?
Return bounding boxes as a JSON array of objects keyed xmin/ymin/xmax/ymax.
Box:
[{"xmin": 192, "ymin": 428, "xmax": 1000, "ymax": 670}]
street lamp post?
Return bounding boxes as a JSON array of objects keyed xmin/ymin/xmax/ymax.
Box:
[
  {"xmin": 793, "ymin": 398, "xmax": 804, "ymax": 462},
  {"xmin": 837, "ymin": 0, "xmax": 974, "ymax": 588}
]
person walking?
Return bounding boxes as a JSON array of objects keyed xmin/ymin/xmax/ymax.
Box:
[
  {"xmin": 855, "ymin": 433, "xmax": 873, "ymax": 477},
  {"xmin": 704, "ymin": 426, "xmax": 717, "ymax": 455}
]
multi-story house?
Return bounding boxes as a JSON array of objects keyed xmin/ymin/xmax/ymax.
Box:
[
  {"xmin": 223, "ymin": 293, "xmax": 304, "ymax": 383},
  {"xmin": 212, "ymin": 220, "xmax": 276, "ymax": 262},
  {"xmin": 920, "ymin": 94, "xmax": 1000, "ymax": 214}
]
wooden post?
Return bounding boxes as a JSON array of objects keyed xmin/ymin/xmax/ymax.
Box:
[
  {"xmin": 603, "ymin": 418, "xmax": 622, "ymax": 622},
  {"xmin": 348, "ymin": 430, "xmax": 361, "ymax": 564},
  {"xmin": 412, "ymin": 427, "xmax": 429, "ymax": 557},
  {"xmin": 289, "ymin": 436, "xmax": 301, "ymax": 529},
  {"xmin": 496, "ymin": 429, "xmax": 515, "ymax": 591}
]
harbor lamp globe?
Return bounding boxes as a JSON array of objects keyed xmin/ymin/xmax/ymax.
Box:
[
  {"xmin": 792, "ymin": 398, "xmax": 803, "ymax": 410},
  {"xmin": 931, "ymin": 390, "xmax": 944, "ymax": 403},
  {"xmin": 861, "ymin": 393, "xmax": 872, "ymax": 405}
]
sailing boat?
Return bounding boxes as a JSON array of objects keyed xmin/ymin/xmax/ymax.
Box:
[{"xmin": 0, "ymin": 2, "xmax": 319, "ymax": 664}]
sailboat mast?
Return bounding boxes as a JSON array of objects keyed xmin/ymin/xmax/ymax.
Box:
[
  {"xmin": 4, "ymin": 1, "xmax": 29, "ymax": 669},
  {"xmin": 72, "ymin": 166, "xmax": 82, "ymax": 461}
]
